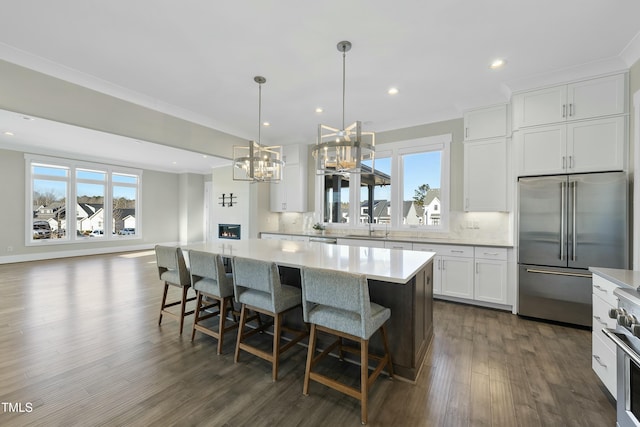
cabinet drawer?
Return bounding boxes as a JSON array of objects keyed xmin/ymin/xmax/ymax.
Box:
[
  {"xmin": 592, "ymin": 331, "xmax": 617, "ymax": 399},
  {"xmin": 474, "ymin": 247, "xmax": 507, "ymax": 261},
  {"xmin": 412, "ymin": 243, "xmax": 445, "ymax": 254},
  {"xmin": 384, "ymin": 241, "xmax": 413, "ymax": 250},
  {"xmin": 592, "ymin": 294, "xmax": 616, "ymax": 353},
  {"xmin": 439, "ymin": 245, "xmax": 473, "ymax": 258},
  {"xmin": 592, "ymin": 274, "xmax": 620, "ymax": 307}
]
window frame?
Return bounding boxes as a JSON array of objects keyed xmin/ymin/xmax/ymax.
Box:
[
  {"xmin": 25, "ymin": 154, "xmax": 142, "ymax": 245},
  {"xmin": 315, "ymin": 133, "xmax": 451, "ymax": 232}
]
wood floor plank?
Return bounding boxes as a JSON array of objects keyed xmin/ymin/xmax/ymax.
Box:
[{"xmin": 0, "ymin": 252, "xmax": 616, "ymax": 426}]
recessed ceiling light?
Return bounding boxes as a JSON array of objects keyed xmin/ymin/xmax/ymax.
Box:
[
  {"xmin": 4, "ymin": 131, "xmax": 14, "ymax": 136},
  {"xmin": 315, "ymin": 107, "xmax": 324, "ymax": 113},
  {"xmin": 490, "ymin": 58, "xmax": 507, "ymax": 69},
  {"xmin": 388, "ymin": 87, "xmax": 399, "ymax": 95},
  {"xmin": 262, "ymin": 122, "xmax": 271, "ymax": 127},
  {"xmin": 22, "ymin": 116, "xmax": 34, "ymax": 121},
  {"xmin": 172, "ymin": 161, "xmax": 177, "ymax": 165},
  {"xmin": 202, "ymin": 155, "xmax": 208, "ymax": 158}
]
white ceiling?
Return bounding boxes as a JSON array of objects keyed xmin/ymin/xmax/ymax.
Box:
[{"xmin": 1, "ymin": 1, "xmax": 640, "ymax": 174}]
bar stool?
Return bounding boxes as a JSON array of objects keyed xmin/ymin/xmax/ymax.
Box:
[
  {"xmin": 232, "ymin": 256, "xmax": 308, "ymax": 381},
  {"xmin": 300, "ymin": 266, "xmax": 393, "ymax": 425},
  {"xmin": 189, "ymin": 250, "xmax": 237, "ymax": 354},
  {"xmin": 155, "ymin": 245, "xmax": 196, "ymax": 335}
]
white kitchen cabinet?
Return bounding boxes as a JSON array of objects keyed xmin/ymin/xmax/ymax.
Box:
[
  {"xmin": 384, "ymin": 241, "xmax": 413, "ymax": 250},
  {"xmin": 463, "ymin": 104, "xmax": 508, "ymax": 141},
  {"xmin": 336, "ymin": 238, "xmax": 385, "ymax": 248},
  {"xmin": 516, "ymin": 116, "xmax": 625, "ymax": 176},
  {"xmin": 270, "ymin": 145, "xmax": 308, "ymax": 212},
  {"xmin": 512, "ymin": 74, "xmax": 626, "ymax": 129},
  {"xmin": 260, "ymin": 233, "xmax": 309, "ymax": 242},
  {"xmin": 464, "ymin": 138, "xmax": 508, "ymax": 211},
  {"xmin": 474, "ymin": 247, "xmax": 508, "ymax": 305},
  {"xmin": 438, "ymin": 246, "xmax": 474, "ymax": 299},
  {"xmin": 413, "ymin": 243, "xmax": 445, "ymax": 295},
  {"xmin": 591, "ymin": 274, "xmax": 620, "ymax": 399}
]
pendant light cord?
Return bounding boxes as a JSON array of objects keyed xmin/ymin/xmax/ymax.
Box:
[
  {"xmin": 342, "ymin": 48, "xmax": 346, "ymax": 131},
  {"xmin": 258, "ymin": 82, "xmax": 262, "ymax": 145}
]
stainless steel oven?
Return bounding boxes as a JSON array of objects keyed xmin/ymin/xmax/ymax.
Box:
[{"xmin": 604, "ymin": 287, "xmax": 640, "ymax": 427}]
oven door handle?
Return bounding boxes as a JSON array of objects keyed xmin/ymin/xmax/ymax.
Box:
[{"xmin": 603, "ymin": 328, "xmax": 640, "ymax": 367}]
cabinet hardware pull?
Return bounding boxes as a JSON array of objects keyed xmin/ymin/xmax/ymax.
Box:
[
  {"xmin": 562, "ymin": 104, "xmax": 566, "ymax": 118},
  {"xmin": 483, "ymin": 252, "xmax": 499, "ymax": 256},
  {"xmin": 476, "ymin": 263, "xmax": 479, "ymax": 274},
  {"xmin": 569, "ymin": 103, "xmax": 573, "ymax": 116},
  {"xmin": 593, "ymin": 285, "xmax": 608, "ymax": 293},
  {"xmin": 592, "ymin": 354, "xmax": 607, "ymax": 368},
  {"xmin": 526, "ymin": 268, "xmax": 591, "ymax": 278},
  {"xmin": 465, "ymin": 127, "xmax": 468, "ymax": 138},
  {"xmin": 451, "ymin": 250, "xmax": 464, "ymax": 253}
]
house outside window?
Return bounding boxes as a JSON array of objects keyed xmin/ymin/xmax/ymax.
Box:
[
  {"xmin": 315, "ymin": 134, "xmax": 450, "ymax": 231},
  {"xmin": 26, "ymin": 155, "xmax": 141, "ymax": 244}
]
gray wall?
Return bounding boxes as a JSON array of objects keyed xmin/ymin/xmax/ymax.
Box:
[
  {"xmin": 376, "ymin": 118, "xmax": 465, "ymax": 212},
  {"xmin": 0, "ymin": 59, "xmax": 244, "ymax": 159}
]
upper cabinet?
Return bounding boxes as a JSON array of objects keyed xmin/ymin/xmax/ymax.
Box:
[
  {"xmin": 512, "ymin": 74, "xmax": 627, "ymax": 130},
  {"xmin": 464, "ymin": 138, "xmax": 508, "ymax": 211},
  {"xmin": 463, "ymin": 104, "xmax": 509, "ymax": 141},
  {"xmin": 463, "ymin": 103, "xmax": 510, "ymax": 212},
  {"xmin": 270, "ymin": 145, "xmax": 308, "ymax": 212}
]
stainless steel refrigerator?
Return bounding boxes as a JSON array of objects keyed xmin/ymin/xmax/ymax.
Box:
[{"xmin": 518, "ymin": 172, "xmax": 627, "ymax": 326}]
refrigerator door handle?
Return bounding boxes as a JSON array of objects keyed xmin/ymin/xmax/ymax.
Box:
[
  {"xmin": 560, "ymin": 181, "xmax": 566, "ymax": 261},
  {"xmin": 572, "ymin": 181, "xmax": 577, "ymax": 262},
  {"xmin": 525, "ymin": 268, "xmax": 592, "ymax": 278}
]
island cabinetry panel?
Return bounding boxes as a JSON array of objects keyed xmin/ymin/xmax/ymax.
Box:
[{"xmin": 591, "ymin": 274, "xmax": 620, "ymax": 399}]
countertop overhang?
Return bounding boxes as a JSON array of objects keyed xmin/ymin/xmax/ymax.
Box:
[
  {"xmin": 185, "ymin": 239, "xmax": 435, "ymax": 284},
  {"xmin": 590, "ymin": 267, "xmax": 640, "ymax": 290}
]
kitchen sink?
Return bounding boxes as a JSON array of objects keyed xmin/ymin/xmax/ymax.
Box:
[{"xmin": 344, "ymin": 234, "xmax": 387, "ymax": 239}]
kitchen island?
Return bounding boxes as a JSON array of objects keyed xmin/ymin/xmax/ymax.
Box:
[{"xmin": 185, "ymin": 239, "xmax": 435, "ymax": 381}]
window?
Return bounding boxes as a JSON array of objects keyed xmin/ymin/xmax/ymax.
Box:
[
  {"xmin": 26, "ymin": 155, "xmax": 142, "ymax": 244},
  {"xmin": 315, "ymin": 134, "xmax": 450, "ymax": 231}
]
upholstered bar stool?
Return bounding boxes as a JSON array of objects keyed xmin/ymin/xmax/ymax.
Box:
[
  {"xmin": 155, "ymin": 245, "xmax": 196, "ymax": 335},
  {"xmin": 232, "ymin": 256, "xmax": 308, "ymax": 381},
  {"xmin": 189, "ymin": 250, "xmax": 238, "ymax": 354},
  {"xmin": 300, "ymin": 266, "xmax": 393, "ymax": 425}
]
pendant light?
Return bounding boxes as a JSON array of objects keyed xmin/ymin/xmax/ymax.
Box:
[
  {"xmin": 313, "ymin": 41, "xmax": 375, "ymax": 175},
  {"xmin": 233, "ymin": 76, "xmax": 284, "ymax": 182}
]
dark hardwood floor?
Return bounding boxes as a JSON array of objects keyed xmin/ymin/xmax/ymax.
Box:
[{"xmin": 0, "ymin": 251, "xmax": 615, "ymax": 426}]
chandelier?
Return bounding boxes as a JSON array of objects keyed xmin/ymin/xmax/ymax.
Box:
[
  {"xmin": 233, "ymin": 76, "xmax": 284, "ymax": 182},
  {"xmin": 313, "ymin": 41, "xmax": 375, "ymax": 175}
]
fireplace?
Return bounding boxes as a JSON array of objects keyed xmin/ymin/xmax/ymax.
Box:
[{"xmin": 218, "ymin": 224, "xmax": 241, "ymax": 240}]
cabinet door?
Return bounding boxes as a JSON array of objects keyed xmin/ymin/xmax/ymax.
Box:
[
  {"xmin": 512, "ymin": 85, "xmax": 566, "ymax": 129},
  {"xmin": 464, "ymin": 138, "xmax": 507, "ymax": 211},
  {"xmin": 516, "ymin": 125, "xmax": 567, "ymax": 176},
  {"xmin": 567, "ymin": 116, "xmax": 625, "ymax": 173},
  {"xmin": 568, "ymin": 74, "xmax": 626, "ymax": 121},
  {"xmin": 440, "ymin": 256, "xmax": 474, "ymax": 299},
  {"xmin": 463, "ymin": 104, "xmax": 507, "ymax": 141},
  {"xmin": 474, "ymin": 259, "xmax": 507, "ymax": 304}
]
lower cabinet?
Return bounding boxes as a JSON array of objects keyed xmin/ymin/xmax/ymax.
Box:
[
  {"xmin": 474, "ymin": 248, "xmax": 508, "ymax": 304},
  {"xmin": 260, "ymin": 233, "xmax": 309, "ymax": 242},
  {"xmin": 414, "ymin": 244, "xmax": 508, "ymax": 307},
  {"xmin": 592, "ymin": 274, "xmax": 620, "ymax": 399}
]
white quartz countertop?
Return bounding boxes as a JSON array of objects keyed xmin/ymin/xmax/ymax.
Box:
[
  {"xmin": 185, "ymin": 239, "xmax": 435, "ymax": 284},
  {"xmin": 590, "ymin": 267, "xmax": 640, "ymax": 290}
]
